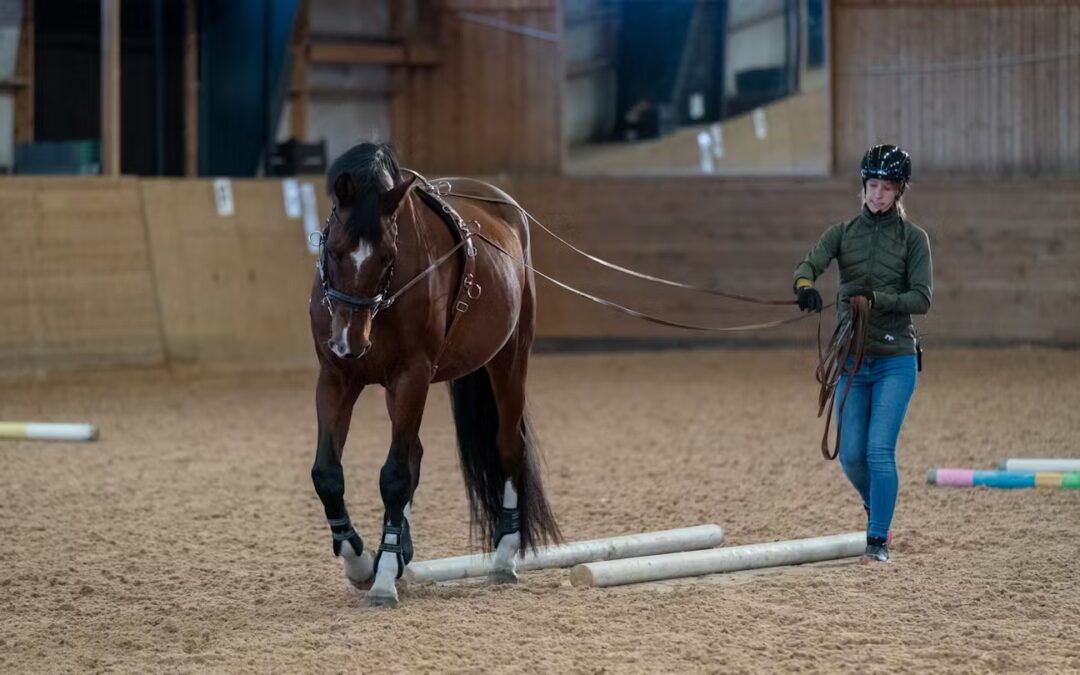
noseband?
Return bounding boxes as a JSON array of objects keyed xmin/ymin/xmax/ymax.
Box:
[{"xmin": 316, "ymin": 206, "xmax": 397, "ymax": 317}]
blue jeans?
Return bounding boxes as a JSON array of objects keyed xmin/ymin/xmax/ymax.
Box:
[{"xmin": 836, "ymin": 355, "xmax": 918, "ymax": 541}]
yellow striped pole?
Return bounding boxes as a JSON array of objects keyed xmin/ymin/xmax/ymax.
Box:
[{"xmin": 0, "ymin": 422, "xmax": 99, "ymax": 441}]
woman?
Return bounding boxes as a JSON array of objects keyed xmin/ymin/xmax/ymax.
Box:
[{"xmin": 792, "ymin": 144, "xmax": 933, "ymax": 563}]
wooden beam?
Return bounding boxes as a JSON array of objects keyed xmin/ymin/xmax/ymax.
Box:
[
  {"xmin": 184, "ymin": 0, "xmax": 197, "ymax": 176},
  {"xmin": 309, "ymin": 40, "xmax": 440, "ymax": 66},
  {"xmin": 305, "ymin": 85, "xmax": 393, "ymax": 100},
  {"xmin": 405, "ymin": 39, "xmax": 440, "ymax": 66},
  {"xmin": 309, "ymin": 41, "xmax": 405, "ymax": 65},
  {"xmin": 827, "ymin": 0, "xmax": 836, "ymax": 175},
  {"xmin": 388, "ymin": 0, "xmax": 410, "ymax": 160},
  {"xmin": 100, "ymin": 0, "xmax": 121, "ymax": 176},
  {"xmin": 288, "ymin": 0, "xmax": 310, "ymax": 141},
  {"xmin": 14, "ymin": 0, "xmax": 33, "ymax": 142},
  {"xmin": 442, "ymin": 0, "xmax": 556, "ymax": 9}
]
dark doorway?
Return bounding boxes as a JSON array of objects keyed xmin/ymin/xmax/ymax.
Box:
[{"xmin": 34, "ymin": 0, "xmax": 186, "ymax": 175}]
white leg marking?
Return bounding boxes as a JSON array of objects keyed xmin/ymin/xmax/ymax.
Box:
[
  {"xmin": 502, "ymin": 480, "xmax": 518, "ymax": 509},
  {"xmin": 492, "ymin": 480, "xmax": 520, "ymax": 581}
]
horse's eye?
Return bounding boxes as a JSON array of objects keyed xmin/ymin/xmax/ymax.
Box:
[{"xmin": 380, "ymin": 253, "xmax": 393, "ymax": 265}]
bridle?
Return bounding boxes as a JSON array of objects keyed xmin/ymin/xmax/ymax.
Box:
[
  {"xmin": 316, "ymin": 205, "xmax": 397, "ymax": 318},
  {"xmin": 315, "ymin": 197, "xmax": 471, "ymax": 322}
]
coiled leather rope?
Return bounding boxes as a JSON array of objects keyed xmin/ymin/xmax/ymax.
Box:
[{"xmin": 815, "ymin": 295, "xmax": 871, "ymax": 460}]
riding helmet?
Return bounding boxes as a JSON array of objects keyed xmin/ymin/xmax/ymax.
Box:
[{"xmin": 860, "ymin": 144, "xmax": 911, "ymax": 185}]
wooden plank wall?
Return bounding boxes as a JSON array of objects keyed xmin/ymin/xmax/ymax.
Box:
[
  {"xmin": 140, "ymin": 179, "xmax": 330, "ymax": 369},
  {"xmin": 502, "ymin": 175, "xmax": 1080, "ymax": 346},
  {"xmin": 0, "ymin": 178, "xmax": 165, "ymax": 377},
  {"xmin": 1, "ymin": 175, "xmax": 1077, "ymax": 378},
  {"xmin": 393, "ymin": 0, "xmax": 563, "ymax": 174},
  {"xmin": 833, "ymin": 0, "xmax": 1080, "ymax": 175}
]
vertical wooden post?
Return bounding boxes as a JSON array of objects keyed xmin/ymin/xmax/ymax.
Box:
[
  {"xmin": 153, "ymin": 0, "xmax": 166, "ymax": 175},
  {"xmin": 552, "ymin": 0, "xmax": 565, "ymax": 174},
  {"xmin": 798, "ymin": 0, "xmax": 809, "ymax": 92},
  {"xmin": 14, "ymin": 0, "xmax": 34, "ymax": 143},
  {"xmin": 289, "ymin": 0, "xmax": 310, "ymax": 141},
  {"xmin": 826, "ymin": 0, "xmax": 836, "ymax": 175},
  {"xmin": 184, "ymin": 0, "xmax": 198, "ymax": 176},
  {"xmin": 388, "ymin": 0, "xmax": 408, "ymax": 153},
  {"xmin": 100, "ymin": 0, "xmax": 121, "ymax": 176}
]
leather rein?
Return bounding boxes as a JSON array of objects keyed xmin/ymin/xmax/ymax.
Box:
[
  {"xmin": 814, "ymin": 295, "xmax": 871, "ymax": 460},
  {"xmin": 317, "ymin": 171, "xmax": 820, "ymax": 332},
  {"xmin": 318, "ymin": 172, "xmax": 863, "ymax": 458},
  {"xmin": 405, "ymin": 172, "xmax": 823, "ymax": 333}
]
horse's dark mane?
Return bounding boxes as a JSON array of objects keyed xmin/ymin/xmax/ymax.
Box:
[{"xmin": 326, "ymin": 142, "xmax": 401, "ymax": 245}]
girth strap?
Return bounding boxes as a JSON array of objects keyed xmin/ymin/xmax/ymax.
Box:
[{"xmin": 414, "ymin": 186, "xmax": 480, "ymax": 378}]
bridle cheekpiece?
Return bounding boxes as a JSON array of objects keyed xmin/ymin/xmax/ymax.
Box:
[{"xmin": 317, "ymin": 205, "xmax": 397, "ymax": 318}]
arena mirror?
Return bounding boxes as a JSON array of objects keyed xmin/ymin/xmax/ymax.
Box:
[{"xmin": 563, "ymin": 0, "xmax": 831, "ymax": 175}]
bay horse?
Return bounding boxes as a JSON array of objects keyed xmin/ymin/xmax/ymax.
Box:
[{"xmin": 308, "ymin": 143, "xmax": 560, "ymax": 608}]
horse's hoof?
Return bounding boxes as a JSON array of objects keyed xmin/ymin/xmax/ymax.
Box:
[
  {"xmin": 343, "ymin": 550, "xmax": 375, "ymax": 590},
  {"xmin": 488, "ymin": 568, "xmax": 519, "ymax": 584},
  {"xmin": 365, "ymin": 589, "xmax": 400, "ymax": 609}
]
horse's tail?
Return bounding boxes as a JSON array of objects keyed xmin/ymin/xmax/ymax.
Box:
[{"xmin": 447, "ymin": 368, "xmax": 561, "ymax": 553}]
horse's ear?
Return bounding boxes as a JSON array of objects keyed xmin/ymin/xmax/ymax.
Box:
[
  {"xmin": 333, "ymin": 173, "xmax": 356, "ymax": 207},
  {"xmin": 379, "ymin": 174, "xmax": 417, "ymax": 217}
]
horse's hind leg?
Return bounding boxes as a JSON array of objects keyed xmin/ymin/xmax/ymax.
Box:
[
  {"xmin": 484, "ymin": 338, "xmax": 532, "ymax": 584},
  {"xmin": 367, "ymin": 371, "xmax": 429, "ymax": 608},
  {"xmin": 311, "ymin": 369, "xmax": 373, "ymax": 589}
]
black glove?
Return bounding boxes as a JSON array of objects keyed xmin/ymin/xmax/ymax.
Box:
[{"xmin": 796, "ymin": 287, "xmax": 823, "ymax": 312}]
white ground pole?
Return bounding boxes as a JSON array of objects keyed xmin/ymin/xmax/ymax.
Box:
[
  {"xmin": 404, "ymin": 524, "xmax": 725, "ymax": 585},
  {"xmin": 1000, "ymin": 458, "xmax": 1080, "ymax": 473},
  {"xmin": 0, "ymin": 422, "xmax": 98, "ymax": 442},
  {"xmin": 569, "ymin": 531, "xmax": 865, "ymax": 588}
]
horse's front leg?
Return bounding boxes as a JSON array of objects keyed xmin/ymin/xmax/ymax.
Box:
[
  {"xmin": 310, "ymin": 368, "xmax": 373, "ymax": 589},
  {"xmin": 367, "ymin": 371, "xmax": 429, "ymax": 608}
]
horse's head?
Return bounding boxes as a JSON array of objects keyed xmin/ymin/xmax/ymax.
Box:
[{"xmin": 319, "ymin": 144, "xmax": 416, "ymax": 360}]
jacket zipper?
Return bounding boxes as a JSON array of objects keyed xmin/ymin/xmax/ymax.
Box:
[{"xmin": 867, "ymin": 220, "xmax": 880, "ymax": 295}]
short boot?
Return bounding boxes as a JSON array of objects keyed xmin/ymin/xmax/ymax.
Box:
[{"xmin": 863, "ymin": 535, "xmax": 891, "ymax": 563}]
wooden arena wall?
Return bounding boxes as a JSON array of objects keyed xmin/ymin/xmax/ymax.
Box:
[
  {"xmin": 510, "ymin": 176, "xmax": 1080, "ymax": 347},
  {"xmin": 0, "ymin": 176, "xmax": 1077, "ymax": 377},
  {"xmin": 138, "ymin": 179, "xmax": 331, "ymax": 369},
  {"xmin": 0, "ymin": 178, "xmax": 165, "ymax": 378},
  {"xmin": 833, "ymin": 0, "xmax": 1080, "ymax": 175},
  {"xmin": 390, "ymin": 0, "xmax": 563, "ymax": 175},
  {"xmin": 387, "ymin": 1, "xmax": 1080, "ymax": 178}
]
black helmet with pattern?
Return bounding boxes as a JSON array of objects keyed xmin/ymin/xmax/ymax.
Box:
[{"xmin": 860, "ymin": 144, "xmax": 911, "ymax": 185}]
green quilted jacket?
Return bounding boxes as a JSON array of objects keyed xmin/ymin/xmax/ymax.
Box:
[{"xmin": 793, "ymin": 205, "xmax": 933, "ymax": 356}]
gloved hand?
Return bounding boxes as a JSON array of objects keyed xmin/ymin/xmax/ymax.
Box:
[
  {"xmin": 796, "ymin": 287, "xmax": 823, "ymax": 312},
  {"xmin": 846, "ymin": 287, "xmax": 875, "ymax": 308}
]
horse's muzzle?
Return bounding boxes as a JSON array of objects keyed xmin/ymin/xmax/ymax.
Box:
[{"xmin": 328, "ymin": 339, "xmax": 371, "ymax": 360}]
